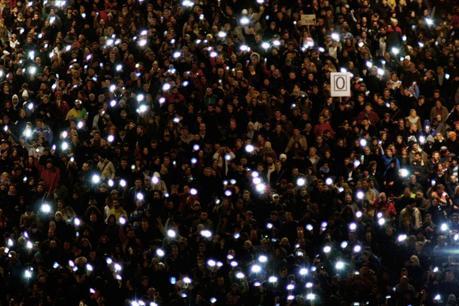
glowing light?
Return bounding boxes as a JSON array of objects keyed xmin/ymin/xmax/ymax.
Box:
[
  {"xmin": 397, "ymin": 234, "xmax": 407, "ymax": 242},
  {"xmin": 296, "ymin": 177, "xmax": 306, "ymax": 187},
  {"xmin": 299, "ymin": 267, "xmax": 308, "ymax": 276},
  {"xmin": 235, "ymin": 272, "xmax": 245, "ymax": 279},
  {"xmin": 239, "ymin": 16, "xmax": 250, "ymax": 25},
  {"xmin": 356, "ymin": 211, "xmax": 363, "ymax": 218},
  {"xmin": 162, "ymin": 83, "xmax": 171, "ymax": 91},
  {"xmin": 40, "ymin": 203, "xmax": 52, "ymax": 214},
  {"xmin": 440, "ymin": 223, "xmax": 449, "ymax": 232},
  {"xmin": 359, "ymin": 138, "xmax": 367, "ymax": 147},
  {"xmin": 115, "ymin": 64, "xmax": 123, "ymax": 72},
  {"xmin": 200, "ymin": 230, "xmax": 212, "ymax": 238},
  {"xmin": 399, "ymin": 168, "xmax": 410, "ymax": 178},
  {"xmin": 74, "ymin": 217, "xmax": 81, "ymax": 227},
  {"xmin": 268, "ymin": 275, "xmax": 278, "ymax": 283},
  {"xmin": 26, "ymin": 240, "xmax": 33, "ymax": 250},
  {"xmin": 217, "ymin": 31, "xmax": 227, "ymax": 39},
  {"xmin": 335, "ymin": 260, "xmax": 345, "ymax": 270},
  {"xmin": 340, "ymin": 241, "xmax": 348, "ymax": 249},
  {"xmin": 245, "ymin": 144, "xmax": 255, "ymax": 153},
  {"xmin": 366, "ymin": 61, "xmax": 373, "ymax": 68},
  {"xmin": 353, "ymin": 160, "xmax": 361, "ymax": 168},
  {"xmin": 24, "ymin": 269, "xmax": 33, "ymax": 279},
  {"xmin": 377, "ymin": 68, "xmax": 385, "ymax": 76},
  {"xmin": 137, "ymin": 104, "xmax": 148, "ymax": 113},
  {"xmin": 250, "ymin": 264, "xmax": 262, "ymax": 273},
  {"xmin": 86, "ymin": 263, "xmax": 93, "ymax": 272},
  {"xmin": 378, "ymin": 218, "xmax": 386, "ymax": 226},
  {"xmin": 348, "ymin": 222, "xmax": 357, "ymax": 232},
  {"xmin": 258, "ymin": 255, "xmax": 268, "ymax": 263},
  {"xmin": 239, "ymin": 44, "xmax": 250, "ymax": 52},
  {"xmin": 353, "ymin": 245, "xmax": 362, "ymax": 253},
  {"xmin": 190, "ymin": 188, "xmax": 198, "ymax": 195},
  {"xmin": 156, "ymin": 248, "xmax": 165, "ymax": 257},
  {"xmin": 119, "ymin": 179, "xmax": 127, "ymax": 187},
  {"xmin": 167, "ymin": 229, "xmax": 177, "ymax": 238},
  {"xmin": 331, "ymin": 32, "xmax": 340, "ymax": 41},
  {"xmin": 136, "ymin": 192, "xmax": 144, "ymax": 201},
  {"xmin": 137, "ymin": 38, "xmax": 147, "ymax": 47},
  {"xmin": 91, "ymin": 174, "xmax": 101, "ymax": 184},
  {"xmin": 261, "ymin": 42, "xmax": 270, "ymax": 50},
  {"xmin": 325, "ymin": 177, "xmax": 333, "ymax": 185},
  {"xmin": 181, "ymin": 0, "xmax": 194, "ymax": 7},
  {"xmin": 425, "ymin": 17, "xmax": 434, "ymax": 26},
  {"xmin": 107, "ymin": 135, "xmax": 115, "ymax": 143},
  {"xmin": 356, "ymin": 191, "xmax": 365, "ymax": 200}
]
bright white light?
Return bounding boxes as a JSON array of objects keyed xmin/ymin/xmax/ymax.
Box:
[
  {"xmin": 331, "ymin": 32, "xmax": 340, "ymax": 41},
  {"xmin": 349, "ymin": 223, "xmax": 357, "ymax": 232},
  {"xmin": 356, "ymin": 211, "xmax": 363, "ymax": 218},
  {"xmin": 207, "ymin": 259, "xmax": 216, "ymax": 267},
  {"xmin": 239, "ymin": 44, "xmax": 250, "ymax": 52},
  {"xmin": 53, "ymin": 262, "xmax": 59, "ymax": 269},
  {"xmin": 250, "ymin": 264, "xmax": 262, "ymax": 273},
  {"xmin": 306, "ymin": 293, "xmax": 316, "ymax": 301},
  {"xmin": 286, "ymin": 284, "xmax": 295, "ymax": 290},
  {"xmin": 162, "ymin": 83, "xmax": 171, "ymax": 91},
  {"xmin": 258, "ymin": 255, "xmax": 268, "ymax": 263},
  {"xmin": 74, "ymin": 217, "xmax": 81, "ymax": 227},
  {"xmin": 210, "ymin": 297, "xmax": 217, "ymax": 304},
  {"xmin": 115, "ymin": 64, "xmax": 122, "ymax": 72},
  {"xmin": 425, "ymin": 17, "xmax": 434, "ymax": 26},
  {"xmin": 296, "ymin": 177, "xmax": 306, "ymax": 187},
  {"xmin": 181, "ymin": 0, "xmax": 194, "ymax": 7},
  {"xmin": 86, "ymin": 263, "xmax": 93, "ymax": 272},
  {"xmin": 356, "ymin": 191, "xmax": 365, "ymax": 200},
  {"xmin": 245, "ymin": 144, "xmax": 255, "ymax": 153},
  {"xmin": 190, "ymin": 188, "xmax": 198, "ymax": 195},
  {"xmin": 434, "ymin": 294, "xmax": 441, "ymax": 301},
  {"xmin": 433, "ymin": 266, "xmax": 439, "ymax": 273},
  {"xmin": 107, "ymin": 135, "xmax": 115, "ymax": 143},
  {"xmin": 266, "ymin": 223, "xmax": 273, "ymax": 229},
  {"xmin": 91, "ymin": 174, "xmax": 101, "ymax": 184},
  {"xmin": 24, "ymin": 269, "xmax": 33, "ymax": 279},
  {"xmin": 378, "ymin": 218, "xmax": 386, "ymax": 226},
  {"xmin": 323, "ymin": 245, "xmax": 332, "ymax": 254},
  {"xmin": 359, "ymin": 138, "xmax": 367, "ymax": 147},
  {"xmin": 106, "ymin": 257, "xmax": 113, "ymax": 265},
  {"xmin": 173, "ymin": 51, "xmax": 182, "ymax": 59},
  {"xmin": 209, "ymin": 51, "xmax": 218, "ymax": 58},
  {"xmin": 119, "ymin": 179, "xmax": 127, "ymax": 187},
  {"xmin": 325, "ymin": 177, "xmax": 333, "ymax": 185},
  {"xmin": 340, "ymin": 241, "xmax": 348, "ymax": 249},
  {"xmin": 390, "ymin": 47, "xmax": 400, "ymax": 56},
  {"xmin": 272, "ymin": 40, "xmax": 281, "ymax": 47},
  {"xmin": 366, "ymin": 61, "xmax": 373, "ymax": 68},
  {"xmin": 261, "ymin": 42, "xmax": 270, "ymax": 50},
  {"xmin": 397, "ymin": 234, "xmax": 407, "ymax": 242},
  {"xmin": 353, "ymin": 160, "xmax": 361, "ymax": 168},
  {"xmin": 235, "ymin": 272, "xmax": 245, "ymax": 279},
  {"xmin": 299, "ymin": 267, "xmax": 308, "ymax": 276},
  {"xmin": 224, "ymin": 190, "xmax": 232, "ymax": 196},
  {"xmin": 399, "ymin": 168, "xmax": 410, "ymax": 178},
  {"xmin": 402, "ymin": 35, "xmax": 407, "ymax": 42},
  {"xmin": 445, "ymin": 73, "xmax": 450, "ymax": 80},
  {"xmin": 167, "ymin": 229, "xmax": 177, "ymax": 238},
  {"xmin": 353, "ymin": 245, "xmax": 362, "ymax": 253},
  {"xmin": 200, "ymin": 229, "xmax": 212, "ymax": 238},
  {"xmin": 419, "ymin": 135, "xmax": 426, "ymax": 144},
  {"xmin": 156, "ymin": 248, "xmax": 165, "ymax": 257},
  {"xmin": 40, "ymin": 203, "xmax": 52, "ymax": 214},
  {"xmin": 440, "ymin": 223, "xmax": 449, "ymax": 232},
  {"xmin": 239, "ymin": 16, "xmax": 250, "ymax": 25},
  {"xmin": 268, "ymin": 275, "xmax": 278, "ymax": 283},
  {"xmin": 306, "ymin": 224, "xmax": 313, "ymax": 231},
  {"xmin": 335, "ymin": 260, "xmax": 345, "ymax": 270},
  {"xmin": 191, "ymin": 157, "xmax": 197, "ymax": 164},
  {"xmin": 137, "ymin": 38, "xmax": 147, "ymax": 47},
  {"xmin": 217, "ymin": 31, "xmax": 227, "ymax": 39},
  {"xmin": 137, "ymin": 104, "xmax": 148, "ymax": 114},
  {"xmin": 113, "ymin": 263, "xmax": 122, "ymax": 272},
  {"xmin": 7, "ymin": 238, "xmax": 13, "ymax": 247},
  {"xmin": 377, "ymin": 68, "xmax": 385, "ymax": 76},
  {"xmin": 26, "ymin": 240, "xmax": 33, "ymax": 250},
  {"xmin": 255, "ymin": 183, "xmax": 266, "ymax": 193}
]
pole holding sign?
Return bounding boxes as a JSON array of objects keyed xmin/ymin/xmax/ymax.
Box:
[{"xmin": 330, "ymin": 72, "xmax": 352, "ymax": 97}]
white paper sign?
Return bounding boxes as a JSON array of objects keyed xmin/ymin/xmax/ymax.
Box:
[{"xmin": 330, "ymin": 72, "xmax": 351, "ymax": 97}]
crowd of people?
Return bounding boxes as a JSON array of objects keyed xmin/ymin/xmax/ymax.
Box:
[{"xmin": 0, "ymin": 0, "xmax": 457, "ymax": 305}]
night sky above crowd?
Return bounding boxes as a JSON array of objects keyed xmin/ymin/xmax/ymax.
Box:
[{"xmin": 0, "ymin": 0, "xmax": 457, "ymax": 305}]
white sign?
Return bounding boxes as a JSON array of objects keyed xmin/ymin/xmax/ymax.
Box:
[{"xmin": 330, "ymin": 72, "xmax": 351, "ymax": 97}]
